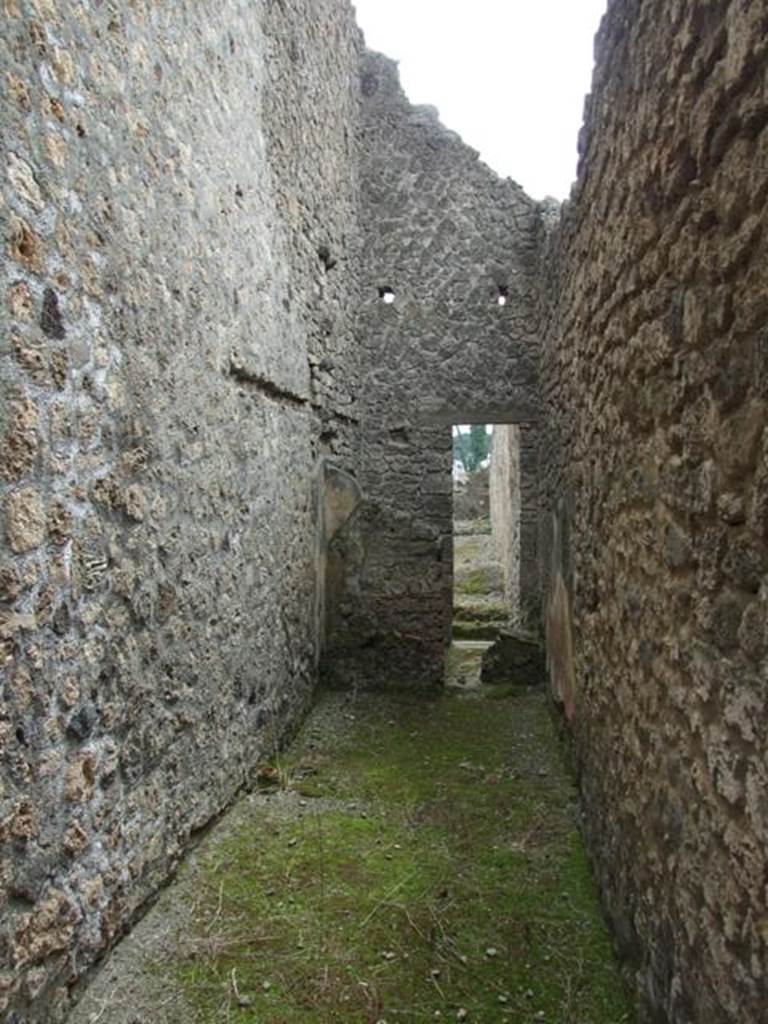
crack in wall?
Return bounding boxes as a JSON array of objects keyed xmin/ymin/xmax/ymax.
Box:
[{"xmin": 227, "ymin": 356, "xmax": 308, "ymax": 407}]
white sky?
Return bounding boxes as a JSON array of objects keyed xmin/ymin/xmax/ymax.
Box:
[{"xmin": 352, "ymin": 0, "xmax": 607, "ymax": 200}]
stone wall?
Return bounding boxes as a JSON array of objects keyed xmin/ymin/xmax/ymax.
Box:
[
  {"xmin": 324, "ymin": 53, "xmax": 542, "ymax": 687},
  {"xmin": 4, "ymin": 1, "xmax": 767, "ymax": 1021},
  {"xmin": 540, "ymin": 0, "xmax": 768, "ymax": 1019},
  {"xmin": 0, "ymin": 1, "xmax": 362, "ymax": 1019}
]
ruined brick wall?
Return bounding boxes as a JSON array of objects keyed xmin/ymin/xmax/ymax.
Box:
[
  {"xmin": 324, "ymin": 53, "xmax": 541, "ymax": 687},
  {"xmin": 540, "ymin": 1, "xmax": 768, "ymax": 1019},
  {"xmin": 0, "ymin": 1, "xmax": 362, "ymax": 1018}
]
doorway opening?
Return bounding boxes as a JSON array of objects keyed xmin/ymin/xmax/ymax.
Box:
[{"xmin": 449, "ymin": 423, "xmax": 523, "ymax": 686}]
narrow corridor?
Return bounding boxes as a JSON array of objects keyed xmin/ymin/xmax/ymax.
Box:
[{"xmin": 71, "ymin": 669, "xmax": 632, "ymax": 1024}]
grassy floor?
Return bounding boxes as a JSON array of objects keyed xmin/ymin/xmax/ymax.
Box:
[
  {"xmin": 171, "ymin": 683, "xmax": 634, "ymax": 1024},
  {"xmin": 453, "ymin": 602, "xmax": 510, "ymax": 624},
  {"xmin": 454, "ymin": 566, "xmax": 500, "ymax": 596}
]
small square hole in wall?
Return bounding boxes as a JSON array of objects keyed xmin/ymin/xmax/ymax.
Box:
[{"xmin": 378, "ymin": 286, "xmax": 395, "ymax": 304}]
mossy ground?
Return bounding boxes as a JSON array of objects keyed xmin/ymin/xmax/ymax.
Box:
[
  {"xmin": 454, "ymin": 566, "xmax": 499, "ymax": 596},
  {"xmin": 453, "ymin": 602, "xmax": 510, "ymax": 624},
  {"xmin": 170, "ymin": 682, "xmax": 634, "ymax": 1024},
  {"xmin": 453, "ymin": 528, "xmax": 503, "ymax": 601},
  {"xmin": 454, "ymin": 518, "xmax": 492, "ymax": 536},
  {"xmin": 451, "ymin": 620, "xmax": 502, "ymax": 640},
  {"xmin": 452, "ymin": 528, "xmax": 507, "ymax": 643}
]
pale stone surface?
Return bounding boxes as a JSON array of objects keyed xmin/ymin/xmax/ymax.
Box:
[
  {"xmin": 490, "ymin": 425, "xmax": 522, "ymax": 624},
  {"xmin": 6, "ymin": 487, "xmax": 45, "ymax": 552}
]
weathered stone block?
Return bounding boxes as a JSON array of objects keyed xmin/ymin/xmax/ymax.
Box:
[
  {"xmin": 480, "ymin": 629, "xmax": 545, "ymax": 686},
  {"xmin": 6, "ymin": 488, "xmax": 45, "ymax": 552}
]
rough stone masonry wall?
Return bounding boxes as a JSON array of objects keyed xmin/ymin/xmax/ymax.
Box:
[
  {"xmin": 324, "ymin": 53, "xmax": 542, "ymax": 687},
  {"xmin": 541, "ymin": 0, "xmax": 768, "ymax": 1020},
  {"xmin": 0, "ymin": 2, "xmax": 362, "ymax": 1020}
]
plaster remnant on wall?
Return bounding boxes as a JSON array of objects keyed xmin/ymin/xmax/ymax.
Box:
[{"xmin": 322, "ymin": 464, "xmax": 361, "ymax": 545}]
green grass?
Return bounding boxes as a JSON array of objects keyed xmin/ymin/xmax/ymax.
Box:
[
  {"xmin": 451, "ymin": 621, "xmax": 501, "ymax": 640},
  {"xmin": 454, "ymin": 567, "xmax": 497, "ymax": 596},
  {"xmin": 453, "ymin": 602, "xmax": 509, "ymax": 623},
  {"xmin": 454, "ymin": 519, "xmax": 492, "ymax": 536},
  {"xmin": 451, "ymin": 598, "xmax": 508, "ymax": 640},
  {"xmin": 171, "ymin": 685, "xmax": 634, "ymax": 1023}
]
